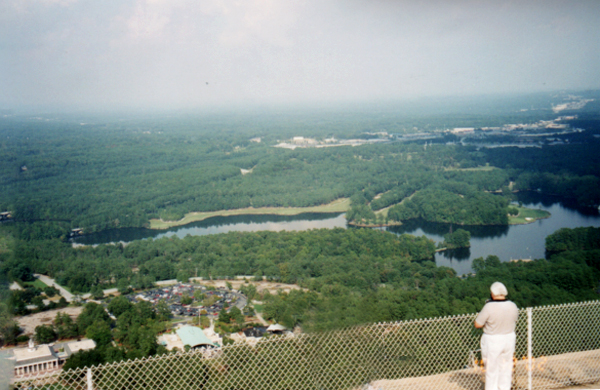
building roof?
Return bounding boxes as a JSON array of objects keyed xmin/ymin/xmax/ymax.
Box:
[
  {"xmin": 13, "ymin": 345, "xmax": 58, "ymax": 367},
  {"xmin": 65, "ymin": 339, "xmax": 96, "ymax": 355},
  {"xmin": 176, "ymin": 326, "xmax": 214, "ymax": 348}
]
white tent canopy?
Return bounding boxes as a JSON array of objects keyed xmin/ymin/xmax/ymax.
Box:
[{"xmin": 266, "ymin": 324, "xmax": 287, "ymax": 332}]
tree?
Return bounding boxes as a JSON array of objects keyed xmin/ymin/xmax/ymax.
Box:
[
  {"xmin": 243, "ymin": 305, "xmax": 256, "ymax": 317},
  {"xmin": 218, "ymin": 308, "xmax": 230, "ymax": 324},
  {"xmin": 11, "ymin": 264, "xmax": 34, "ymax": 282},
  {"xmin": 54, "ymin": 312, "xmax": 78, "ymax": 339},
  {"xmin": 86, "ymin": 320, "xmax": 112, "ymax": 348},
  {"xmin": 77, "ymin": 302, "xmax": 111, "ymax": 335},
  {"xmin": 91, "ymin": 285, "xmax": 104, "ymax": 300},
  {"xmin": 34, "ymin": 324, "xmax": 57, "ymax": 344},
  {"xmin": 31, "ymin": 296, "xmax": 45, "ymax": 310},
  {"xmin": 229, "ymin": 306, "xmax": 245, "ymax": 325},
  {"xmin": 43, "ymin": 286, "xmax": 57, "ymax": 297},
  {"xmin": 108, "ymin": 296, "xmax": 133, "ymax": 318},
  {"xmin": 0, "ymin": 304, "xmax": 20, "ymax": 345},
  {"xmin": 180, "ymin": 294, "xmax": 193, "ymax": 305},
  {"xmin": 199, "ymin": 316, "xmax": 210, "ymax": 329},
  {"xmin": 121, "ymin": 323, "xmax": 159, "ymax": 358},
  {"xmin": 63, "ymin": 349, "xmax": 104, "ymax": 370},
  {"xmin": 239, "ymin": 283, "xmax": 257, "ymax": 300},
  {"xmin": 443, "ymin": 229, "xmax": 471, "ymax": 249},
  {"xmin": 133, "ymin": 301, "xmax": 155, "ymax": 322},
  {"xmin": 156, "ymin": 300, "xmax": 171, "ymax": 322},
  {"xmin": 193, "ymin": 290, "xmax": 205, "ymax": 300},
  {"xmin": 117, "ymin": 278, "xmax": 131, "ymax": 295},
  {"xmin": 176, "ymin": 269, "xmax": 190, "ymax": 283}
]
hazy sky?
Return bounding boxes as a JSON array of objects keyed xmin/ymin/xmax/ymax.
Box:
[{"xmin": 1, "ymin": 0, "xmax": 599, "ymax": 111}]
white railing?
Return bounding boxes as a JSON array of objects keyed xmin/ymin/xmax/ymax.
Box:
[{"xmin": 6, "ymin": 300, "xmax": 600, "ymax": 390}]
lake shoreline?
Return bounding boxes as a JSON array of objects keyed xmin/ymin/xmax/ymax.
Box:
[
  {"xmin": 348, "ymin": 221, "xmax": 403, "ymax": 228},
  {"xmin": 364, "ymin": 204, "xmax": 550, "ymax": 228},
  {"xmin": 70, "ymin": 192, "xmax": 600, "ymax": 277},
  {"xmin": 150, "ymin": 201, "xmax": 550, "ymax": 231},
  {"xmin": 149, "ymin": 198, "xmax": 351, "ymax": 229}
]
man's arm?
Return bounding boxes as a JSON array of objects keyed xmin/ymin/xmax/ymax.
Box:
[{"xmin": 474, "ymin": 304, "xmax": 488, "ymax": 329}]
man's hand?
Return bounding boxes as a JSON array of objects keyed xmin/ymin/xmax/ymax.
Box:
[{"xmin": 474, "ymin": 320, "xmax": 484, "ymax": 329}]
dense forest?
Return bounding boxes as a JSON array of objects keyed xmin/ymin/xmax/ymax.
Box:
[
  {"xmin": 2, "ymin": 93, "xmax": 600, "ymax": 237},
  {"xmin": 2, "ymin": 226, "xmax": 599, "ymax": 336},
  {"xmin": 0, "ymin": 228, "xmax": 436, "ymax": 293}
]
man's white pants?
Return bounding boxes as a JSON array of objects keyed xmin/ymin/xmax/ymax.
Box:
[{"xmin": 481, "ymin": 332, "xmax": 516, "ymax": 390}]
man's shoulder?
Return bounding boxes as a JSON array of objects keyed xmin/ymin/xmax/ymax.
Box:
[{"xmin": 485, "ymin": 300, "xmax": 519, "ymax": 311}]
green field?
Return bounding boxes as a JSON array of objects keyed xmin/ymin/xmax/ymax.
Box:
[
  {"xmin": 149, "ymin": 198, "xmax": 351, "ymax": 229},
  {"xmin": 25, "ymin": 278, "xmax": 48, "ymax": 289},
  {"xmin": 509, "ymin": 206, "xmax": 551, "ymax": 225},
  {"xmin": 374, "ymin": 191, "xmax": 417, "ymax": 219},
  {"xmin": 374, "ymin": 206, "xmax": 392, "ymax": 218}
]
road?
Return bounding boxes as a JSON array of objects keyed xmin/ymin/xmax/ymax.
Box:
[
  {"xmin": 230, "ymin": 290, "xmax": 247, "ymax": 311},
  {"xmin": 34, "ymin": 274, "xmax": 118, "ymax": 302},
  {"xmin": 34, "ymin": 274, "xmax": 74, "ymax": 302}
]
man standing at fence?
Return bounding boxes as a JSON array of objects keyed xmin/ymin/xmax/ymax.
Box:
[{"xmin": 474, "ymin": 282, "xmax": 519, "ymax": 390}]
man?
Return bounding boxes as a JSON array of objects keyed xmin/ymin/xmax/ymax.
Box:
[{"xmin": 474, "ymin": 282, "xmax": 519, "ymax": 390}]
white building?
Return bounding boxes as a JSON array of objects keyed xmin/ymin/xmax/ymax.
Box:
[
  {"xmin": 12, "ymin": 341, "xmax": 59, "ymax": 376},
  {"xmin": 11, "ymin": 339, "xmax": 96, "ymax": 377}
]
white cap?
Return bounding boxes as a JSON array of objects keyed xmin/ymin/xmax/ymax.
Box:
[{"xmin": 490, "ymin": 282, "xmax": 508, "ymax": 296}]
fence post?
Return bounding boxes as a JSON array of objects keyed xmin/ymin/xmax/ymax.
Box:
[
  {"xmin": 87, "ymin": 367, "xmax": 93, "ymax": 390},
  {"xmin": 527, "ymin": 307, "xmax": 532, "ymax": 390}
]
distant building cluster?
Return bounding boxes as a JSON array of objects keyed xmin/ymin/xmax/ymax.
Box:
[
  {"xmin": 552, "ymin": 96, "xmax": 594, "ymax": 113},
  {"xmin": 126, "ymin": 283, "xmax": 241, "ymax": 318},
  {"xmin": 450, "ymin": 116, "xmax": 577, "ymax": 135},
  {"xmin": 275, "ymin": 135, "xmax": 388, "ymax": 150}
]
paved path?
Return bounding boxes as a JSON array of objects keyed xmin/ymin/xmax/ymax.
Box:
[
  {"xmin": 35, "ymin": 274, "xmax": 115, "ymax": 302},
  {"xmin": 254, "ymin": 312, "xmax": 269, "ymax": 326},
  {"xmin": 370, "ymin": 349, "xmax": 600, "ymax": 390},
  {"xmin": 34, "ymin": 274, "xmax": 74, "ymax": 302}
]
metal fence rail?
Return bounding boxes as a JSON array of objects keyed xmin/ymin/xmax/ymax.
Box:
[{"xmin": 8, "ymin": 300, "xmax": 600, "ymax": 390}]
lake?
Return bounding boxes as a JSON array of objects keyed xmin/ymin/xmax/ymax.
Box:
[{"xmin": 73, "ymin": 193, "xmax": 600, "ymax": 274}]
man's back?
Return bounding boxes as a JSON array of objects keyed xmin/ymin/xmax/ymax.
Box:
[{"xmin": 475, "ymin": 300, "xmax": 519, "ymax": 335}]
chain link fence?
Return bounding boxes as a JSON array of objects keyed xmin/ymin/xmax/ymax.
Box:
[{"xmin": 6, "ymin": 300, "xmax": 600, "ymax": 390}]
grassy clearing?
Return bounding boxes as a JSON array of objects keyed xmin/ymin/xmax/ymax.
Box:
[
  {"xmin": 253, "ymin": 304, "xmax": 264, "ymax": 313},
  {"xmin": 375, "ymin": 205, "xmax": 392, "ymax": 218},
  {"xmin": 372, "ymin": 191, "xmax": 418, "ymax": 219},
  {"xmin": 24, "ymin": 278, "xmax": 48, "ymax": 289},
  {"xmin": 509, "ymin": 206, "xmax": 551, "ymax": 225},
  {"xmin": 150, "ymin": 198, "xmax": 351, "ymax": 229}
]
